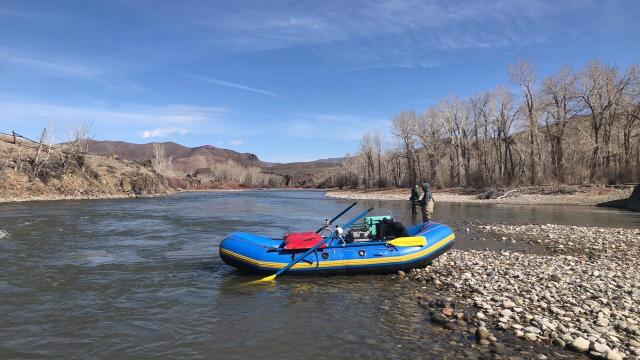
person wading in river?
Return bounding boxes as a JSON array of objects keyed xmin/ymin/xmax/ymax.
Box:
[
  {"xmin": 420, "ymin": 182, "xmax": 435, "ymax": 223},
  {"xmin": 409, "ymin": 184, "xmax": 420, "ymax": 216}
]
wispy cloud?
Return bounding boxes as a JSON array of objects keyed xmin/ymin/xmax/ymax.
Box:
[
  {"xmin": 0, "ymin": 7, "xmax": 59, "ymax": 20},
  {"xmin": 141, "ymin": 127, "xmax": 188, "ymax": 138},
  {"xmin": 166, "ymin": 0, "xmax": 599, "ymax": 68},
  {"xmin": 0, "ymin": 47, "xmax": 147, "ymax": 92},
  {"xmin": 282, "ymin": 113, "xmax": 390, "ymax": 142},
  {"xmin": 229, "ymin": 139, "xmax": 244, "ymax": 145},
  {"xmin": 0, "ymin": 101, "xmax": 228, "ymax": 140},
  {"xmin": 183, "ymin": 73, "xmax": 281, "ymax": 98},
  {"xmin": 0, "ymin": 47, "xmax": 103, "ymax": 79}
]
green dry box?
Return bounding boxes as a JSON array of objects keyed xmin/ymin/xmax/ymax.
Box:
[{"xmin": 363, "ymin": 215, "xmax": 393, "ymax": 237}]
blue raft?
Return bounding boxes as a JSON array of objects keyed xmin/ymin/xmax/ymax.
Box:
[{"xmin": 219, "ymin": 221, "xmax": 455, "ymax": 275}]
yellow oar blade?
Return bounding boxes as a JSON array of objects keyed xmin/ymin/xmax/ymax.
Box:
[
  {"xmin": 249, "ymin": 274, "xmax": 277, "ymax": 284},
  {"xmin": 388, "ymin": 236, "xmax": 426, "ymax": 247}
]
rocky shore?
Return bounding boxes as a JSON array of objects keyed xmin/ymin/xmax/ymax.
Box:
[
  {"xmin": 405, "ymin": 224, "xmax": 640, "ymax": 359},
  {"xmin": 326, "ymin": 186, "xmax": 633, "ymax": 207}
]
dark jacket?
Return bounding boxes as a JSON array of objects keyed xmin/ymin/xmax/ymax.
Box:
[
  {"xmin": 410, "ymin": 186, "xmax": 420, "ymax": 201},
  {"xmin": 421, "ymin": 183, "xmax": 433, "ymax": 204}
]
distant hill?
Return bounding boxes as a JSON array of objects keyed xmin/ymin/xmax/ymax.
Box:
[
  {"xmin": 86, "ymin": 140, "xmax": 265, "ymax": 174},
  {"xmin": 261, "ymin": 157, "xmax": 345, "ymax": 187},
  {"xmin": 84, "ymin": 139, "xmax": 346, "ymax": 186},
  {"xmin": 264, "ymin": 157, "xmax": 344, "ymax": 177}
]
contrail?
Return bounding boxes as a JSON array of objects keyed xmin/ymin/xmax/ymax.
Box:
[{"xmin": 183, "ymin": 72, "xmax": 281, "ymax": 98}]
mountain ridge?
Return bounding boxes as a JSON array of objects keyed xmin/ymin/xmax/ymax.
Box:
[{"xmin": 85, "ymin": 139, "xmax": 343, "ymax": 177}]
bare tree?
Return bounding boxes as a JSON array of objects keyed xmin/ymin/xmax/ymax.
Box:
[
  {"xmin": 359, "ymin": 133, "xmax": 375, "ymax": 187},
  {"xmin": 620, "ymin": 70, "xmax": 640, "ymax": 181},
  {"xmin": 372, "ymin": 131, "xmax": 384, "ymax": 187},
  {"xmin": 392, "ymin": 111, "xmax": 418, "ymax": 187},
  {"xmin": 440, "ymin": 98, "xmax": 471, "ymax": 186},
  {"xmin": 494, "ymin": 87, "xmax": 520, "ymax": 184},
  {"xmin": 579, "ymin": 61, "xmax": 637, "ymax": 182},
  {"xmin": 415, "ymin": 108, "xmax": 447, "ymax": 187},
  {"xmin": 541, "ymin": 66, "xmax": 581, "ymax": 183},
  {"xmin": 470, "ymin": 92, "xmax": 496, "ymax": 185},
  {"xmin": 152, "ymin": 143, "xmax": 172, "ymax": 176},
  {"xmin": 511, "ymin": 59, "xmax": 542, "ymax": 184}
]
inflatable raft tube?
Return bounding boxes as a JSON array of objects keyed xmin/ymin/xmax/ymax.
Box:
[{"xmin": 219, "ymin": 222, "xmax": 455, "ymax": 275}]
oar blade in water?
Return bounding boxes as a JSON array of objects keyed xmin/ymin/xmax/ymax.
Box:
[{"xmin": 249, "ymin": 274, "xmax": 277, "ymax": 283}]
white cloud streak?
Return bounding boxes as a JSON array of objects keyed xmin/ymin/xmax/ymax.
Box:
[
  {"xmin": 183, "ymin": 73, "xmax": 281, "ymax": 98},
  {"xmin": 0, "ymin": 47, "xmax": 103, "ymax": 79},
  {"xmin": 282, "ymin": 113, "xmax": 390, "ymax": 142},
  {"xmin": 0, "ymin": 7, "xmax": 59, "ymax": 20},
  {"xmin": 0, "ymin": 47, "xmax": 147, "ymax": 92},
  {"xmin": 229, "ymin": 139, "xmax": 244, "ymax": 145},
  {"xmin": 0, "ymin": 101, "xmax": 227, "ymax": 128},
  {"xmin": 141, "ymin": 127, "xmax": 188, "ymax": 138}
]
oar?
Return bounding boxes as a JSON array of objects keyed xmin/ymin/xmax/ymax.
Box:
[
  {"xmin": 315, "ymin": 202, "xmax": 357, "ymax": 234},
  {"xmin": 387, "ymin": 236, "xmax": 427, "ymax": 247},
  {"xmin": 265, "ymin": 202, "xmax": 359, "ymax": 252},
  {"xmin": 254, "ymin": 207, "xmax": 374, "ymax": 283}
]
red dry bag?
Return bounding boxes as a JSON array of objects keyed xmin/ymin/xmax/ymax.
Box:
[{"xmin": 283, "ymin": 232, "xmax": 326, "ymax": 250}]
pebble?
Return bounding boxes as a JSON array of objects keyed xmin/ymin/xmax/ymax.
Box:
[
  {"xmin": 442, "ymin": 307, "xmax": 454, "ymax": 317},
  {"xmin": 431, "ymin": 313, "xmax": 449, "ymax": 325},
  {"xmin": 552, "ymin": 338, "xmax": 566, "ymax": 348},
  {"xmin": 591, "ymin": 342, "xmax": 611, "ymax": 354},
  {"xmin": 476, "ymin": 327, "xmax": 490, "ymax": 341},
  {"xmin": 525, "ymin": 326, "xmax": 541, "ymax": 335},
  {"xmin": 500, "ymin": 309, "xmax": 513, "ymax": 318}
]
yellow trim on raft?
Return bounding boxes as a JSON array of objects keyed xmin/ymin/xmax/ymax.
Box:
[{"xmin": 219, "ymin": 233, "xmax": 455, "ymax": 270}]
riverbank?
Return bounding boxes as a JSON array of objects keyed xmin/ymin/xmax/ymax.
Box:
[
  {"xmin": 405, "ymin": 224, "xmax": 640, "ymax": 359},
  {"xmin": 326, "ymin": 185, "xmax": 634, "ymax": 206},
  {"xmin": 0, "ymin": 134, "xmax": 172, "ymax": 204}
]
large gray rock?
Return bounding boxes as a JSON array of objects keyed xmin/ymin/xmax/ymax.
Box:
[
  {"xmin": 606, "ymin": 350, "xmax": 624, "ymax": 360},
  {"xmin": 591, "ymin": 342, "xmax": 611, "ymax": 354},
  {"xmin": 569, "ymin": 337, "xmax": 590, "ymax": 352}
]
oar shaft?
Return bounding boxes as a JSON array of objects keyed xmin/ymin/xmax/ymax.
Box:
[{"xmin": 315, "ymin": 202, "xmax": 357, "ymax": 234}]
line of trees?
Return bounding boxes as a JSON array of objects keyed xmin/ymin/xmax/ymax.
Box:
[
  {"xmin": 185, "ymin": 161, "xmax": 286, "ymax": 188},
  {"xmin": 327, "ymin": 60, "xmax": 640, "ymax": 189}
]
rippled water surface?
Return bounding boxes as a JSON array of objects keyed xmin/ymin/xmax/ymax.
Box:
[{"xmin": 1, "ymin": 191, "xmax": 638, "ymax": 359}]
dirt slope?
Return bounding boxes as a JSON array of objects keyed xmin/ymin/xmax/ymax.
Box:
[{"xmin": 0, "ymin": 135, "xmax": 172, "ymax": 203}]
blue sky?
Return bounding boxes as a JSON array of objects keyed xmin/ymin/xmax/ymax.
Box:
[{"xmin": 1, "ymin": 0, "xmax": 639, "ymax": 162}]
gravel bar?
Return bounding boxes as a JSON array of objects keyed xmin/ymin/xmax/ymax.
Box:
[{"xmin": 406, "ymin": 224, "xmax": 640, "ymax": 359}]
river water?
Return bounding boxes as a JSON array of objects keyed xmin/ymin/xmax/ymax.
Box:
[{"xmin": 1, "ymin": 191, "xmax": 639, "ymax": 359}]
